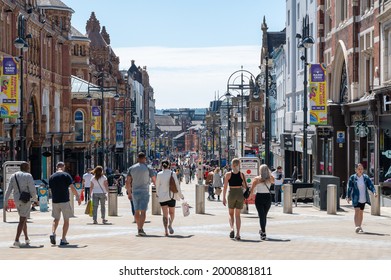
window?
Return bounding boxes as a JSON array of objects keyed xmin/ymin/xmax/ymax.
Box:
[
  {"xmin": 388, "ymin": 31, "xmax": 391, "ymax": 81},
  {"xmin": 288, "ymin": 10, "xmax": 290, "ymax": 26},
  {"xmin": 42, "ymin": 89, "xmax": 50, "ymax": 132},
  {"xmin": 297, "ymin": 3, "xmax": 300, "ymax": 20},
  {"xmin": 254, "ymin": 127, "xmax": 259, "ymax": 144},
  {"xmin": 254, "ymin": 106, "xmax": 259, "ymax": 121},
  {"xmin": 75, "ymin": 110, "xmax": 84, "ymax": 142},
  {"xmin": 54, "ymin": 92, "xmax": 60, "ymax": 132}
]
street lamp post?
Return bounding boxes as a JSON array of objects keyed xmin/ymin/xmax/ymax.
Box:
[
  {"xmin": 14, "ymin": 14, "xmax": 30, "ymax": 161},
  {"xmin": 227, "ymin": 67, "xmax": 259, "ymax": 158},
  {"xmin": 296, "ymin": 15, "xmax": 314, "ymax": 183},
  {"xmin": 87, "ymin": 74, "xmax": 118, "ymax": 168}
]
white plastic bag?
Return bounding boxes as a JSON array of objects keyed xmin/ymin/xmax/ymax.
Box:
[{"xmin": 181, "ymin": 201, "xmax": 190, "ymax": 217}]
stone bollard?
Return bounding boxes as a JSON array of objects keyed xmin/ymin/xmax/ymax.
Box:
[
  {"xmin": 195, "ymin": 184, "xmax": 205, "ymax": 214},
  {"xmin": 371, "ymin": 185, "xmax": 381, "ymax": 216},
  {"xmin": 327, "ymin": 184, "xmax": 337, "ymax": 215},
  {"xmin": 151, "ymin": 186, "xmax": 161, "ymax": 215},
  {"xmin": 69, "ymin": 188, "xmax": 75, "ymax": 217},
  {"xmin": 108, "ymin": 187, "xmax": 118, "ymax": 216},
  {"xmin": 283, "ymin": 184, "xmax": 293, "ymax": 214}
]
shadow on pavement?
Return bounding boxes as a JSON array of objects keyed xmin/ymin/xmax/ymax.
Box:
[
  {"xmin": 362, "ymin": 232, "xmax": 390, "ymax": 236},
  {"xmin": 137, "ymin": 235, "xmax": 165, "ymax": 238},
  {"xmin": 57, "ymin": 245, "xmax": 88, "ymax": 248},
  {"xmin": 167, "ymin": 235, "xmax": 194, "ymax": 239},
  {"xmin": 236, "ymin": 239, "xmax": 261, "ymax": 243},
  {"xmin": 264, "ymin": 238, "xmax": 291, "ymax": 242},
  {"xmin": 10, "ymin": 245, "xmax": 45, "ymax": 249}
]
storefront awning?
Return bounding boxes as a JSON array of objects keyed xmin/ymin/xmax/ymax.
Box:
[{"xmin": 71, "ymin": 75, "xmax": 118, "ymax": 99}]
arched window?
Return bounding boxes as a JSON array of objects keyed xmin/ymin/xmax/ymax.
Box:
[
  {"xmin": 339, "ymin": 62, "xmax": 348, "ymax": 104},
  {"xmin": 75, "ymin": 110, "xmax": 84, "ymax": 142}
]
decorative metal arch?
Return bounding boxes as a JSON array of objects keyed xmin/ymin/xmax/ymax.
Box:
[{"xmin": 339, "ymin": 61, "xmax": 348, "ymax": 104}]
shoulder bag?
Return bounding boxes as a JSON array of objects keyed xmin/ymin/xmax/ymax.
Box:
[
  {"xmin": 169, "ymin": 171, "xmax": 178, "ymax": 198},
  {"xmin": 15, "ymin": 174, "xmax": 31, "ymax": 203},
  {"xmin": 241, "ymin": 172, "xmax": 251, "ymax": 199}
]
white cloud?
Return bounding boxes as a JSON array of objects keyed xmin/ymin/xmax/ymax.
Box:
[{"xmin": 114, "ymin": 46, "xmax": 261, "ymax": 109}]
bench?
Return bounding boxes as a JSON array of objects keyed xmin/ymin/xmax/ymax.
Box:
[{"xmin": 292, "ymin": 188, "xmax": 314, "ymax": 207}]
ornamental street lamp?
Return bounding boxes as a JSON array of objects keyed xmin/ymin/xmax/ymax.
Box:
[
  {"xmin": 14, "ymin": 14, "xmax": 31, "ymax": 161},
  {"xmin": 86, "ymin": 73, "xmax": 118, "ymax": 168},
  {"xmin": 296, "ymin": 14, "xmax": 315, "ymax": 183},
  {"xmin": 227, "ymin": 67, "xmax": 259, "ymax": 158}
]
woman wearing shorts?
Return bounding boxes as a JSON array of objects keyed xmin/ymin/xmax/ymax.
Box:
[
  {"xmin": 223, "ymin": 158, "xmax": 247, "ymax": 240},
  {"xmin": 155, "ymin": 160, "xmax": 184, "ymax": 236},
  {"xmin": 347, "ymin": 163, "xmax": 377, "ymax": 233}
]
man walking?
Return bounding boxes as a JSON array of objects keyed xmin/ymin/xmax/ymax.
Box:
[
  {"xmin": 272, "ymin": 166, "xmax": 285, "ymax": 206},
  {"xmin": 125, "ymin": 152, "xmax": 156, "ymax": 236},
  {"xmin": 82, "ymin": 168, "xmax": 93, "ymax": 203},
  {"xmin": 49, "ymin": 162, "xmax": 81, "ymax": 246},
  {"xmin": 4, "ymin": 162, "xmax": 37, "ymax": 247}
]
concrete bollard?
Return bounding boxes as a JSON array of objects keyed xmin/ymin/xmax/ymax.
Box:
[
  {"xmin": 195, "ymin": 184, "xmax": 205, "ymax": 214},
  {"xmin": 327, "ymin": 184, "xmax": 337, "ymax": 215},
  {"xmin": 283, "ymin": 184, "xmax": 293, "ymax": 214},
  {"xmin": 151, "ymin": 186, "xmax": 161, "ymax": 215},
  {"xmin": 69, "ymin": 188, "xmax": 75, "ymax": 217},
  {"xmin": 108, "ymin": 187, "xmax": 118, "ymax": 216},
  {"xmin": 371, "ymin": 185, "xmax": 381, "ymax": 216}
]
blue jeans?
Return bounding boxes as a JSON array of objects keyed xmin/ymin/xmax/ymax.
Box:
[
  {"xmin": 274, "ymin": 185, "xmax": 282, "ymax": 204},
  {"xmin": 208, "ymin": 184, "xmax": 214, "ymax": 198}
]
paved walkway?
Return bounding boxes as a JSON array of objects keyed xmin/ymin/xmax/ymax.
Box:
[{"xmin": 0, "ymin": 180, "xmax": 390, "ymax": 260}]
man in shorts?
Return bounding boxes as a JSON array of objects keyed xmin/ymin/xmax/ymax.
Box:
[
  {"xmin": 49, "ymin": 162, "xmax": 81, "ymax": 246},
  {"xmin": 4, "ymin": 162, "xmax": 37, "ymax": 247},
  {"xmin": 126, "ymin": 152, "xmax": 156, "ymax": 236}
]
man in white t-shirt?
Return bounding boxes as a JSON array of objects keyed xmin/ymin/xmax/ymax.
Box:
[
  {"xmin": 272, "ymin": 166, "xmax": 284, "ymax": 206},
  {"xmin": 82, "ymin": 168, "xmax": 93, "ymax": 204}
]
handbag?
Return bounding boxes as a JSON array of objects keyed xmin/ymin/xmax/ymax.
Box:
[
  {"xmin": 181, "ymin": 201, "xmax": 190, "ymax": 217},
  {"xmin": 243, "ymin": 187, "xmax": 251, "ymax": 199},
  {"xmin": 15, "ymin": 174, "xmax": 31, "ymax": 203},
  {"xmin": 84, "ymin": 200, "xmax": 92, "ymax": 215},
  {"xmin": 169, "ymin": 171, "xmax": 178, "ymax": 195}
]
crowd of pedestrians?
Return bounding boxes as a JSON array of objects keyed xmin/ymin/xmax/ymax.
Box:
[{"xmin": 3, "ymin": 153, "xmax": 379, "ymax": 247}]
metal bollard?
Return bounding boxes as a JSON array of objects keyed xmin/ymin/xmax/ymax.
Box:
[
  {"xmin": 195, "ymin": 184, "xmax": 205, "ymax": 214},
  {"xmin": 327, "ymin": 184, "xmax": 337, "ymax": 215},
  {"xmin": 108, "ymin": 187, "xmax": 118, "ymax": 216},
  {"xmin": 283, "ymin": 184, "xmax": 293, "ymax": 214},
  {"xmin": 69, "ymin": 189, "xmax": 75, "ymax": 217},
  {"xmin": 371, "ymin": 185, "xmax": 381, "ymax": 216},
  {"xmin": 151, "ymin": 186, "xmax": 161, "ymax": 215}
]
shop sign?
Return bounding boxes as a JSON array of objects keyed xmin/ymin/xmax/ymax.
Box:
[{"xmin": 355, "ymin": 122, "xmax": 369, "ymax": 138}]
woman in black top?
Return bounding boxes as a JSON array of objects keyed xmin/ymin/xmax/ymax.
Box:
[{"xmin": 223, "ymin": 158, "xmax": 247, "ymax": 240}]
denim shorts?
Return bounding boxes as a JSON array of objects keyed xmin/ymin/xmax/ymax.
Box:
[{"xmin": 132, "ymin": 189, "xmax": 150, "ymax": 211}]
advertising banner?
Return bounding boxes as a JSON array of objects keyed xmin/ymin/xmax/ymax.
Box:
[
  {"xmin": 116, "ymin": 122, "xmax": 124, "ymax": 148},
  {"xmin": 91, "ymin": 106, "xmax": 101, "ymax": 142},
  {"xmin": 131, "ymin": 129, "xmax": 137, "ymax": 150},
  {"xmin": 0, "ymin": 56, "xmax": 19, "ymax": 118},
  {"xmin": 309, "ymin": 64, "xmax": 327, "ymax": 125}
]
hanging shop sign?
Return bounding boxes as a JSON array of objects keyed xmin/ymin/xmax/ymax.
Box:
[
  {"xmin": 115, "ymin": 122, "xmax": 124, "ymax": 148},
  {"xmin": 309, "ymin": 64, "xmax": 328, "ymax": 125}
]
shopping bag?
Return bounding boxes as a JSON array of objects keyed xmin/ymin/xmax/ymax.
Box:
[
  {"xmin": 80, "ymin": 190, "xmax": 84, "ymax": 202},
  {"xmin": 89, "ymin": 200, "xmax": 93, "ymax": 217},
  {"xmin": 85, "ymin": 200, "xmax": 92, "ymax": 215},
  {"xmin": 181, "ymin": 201, "xmax": 190, "ymax": 217}
]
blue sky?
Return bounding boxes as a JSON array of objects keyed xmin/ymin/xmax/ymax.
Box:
[{"xmin": 62, "ymin": 0, "xmax": 286, "ymax": 108}]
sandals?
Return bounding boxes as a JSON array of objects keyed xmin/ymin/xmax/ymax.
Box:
[
  {"xmin": 235, "ymin": 236, "xmax": 241, "ymax": 241},
  {"xmin": 229, "ymin": 231, "xmax": 235, "ymax": 238}
]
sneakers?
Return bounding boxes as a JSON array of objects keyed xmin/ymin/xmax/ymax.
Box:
[
  {"xmin": 50, "ymin": 234, "xmax": 56, "ymax": 245},
  {"xmin": 59, "ymin": 239, "xmax": 69, "ymax": 246},
  {"xmin": 168, "ymin": 225, "xmax": 174, "ymax": 235},
  {"xmin": 102, "ymin": 219, "xmax": 108, "ymax": 224},
  {"xmin": 229, "ymin": 230, "xmax": 235, "ymax": 239},
  {"xmin": 260, "ymin": 230, "xmax": 266, "ymax": 240},
  {"xmin": 138, "ymin": 229, "xmax": 146, "ymax": 236},
  {"xmin": 356, "ymin": 226, "xmax": 364, "ymax": 233},
  {"xmin": 25, "ymin": 239, "xmax": 31, "ymax": 245},
  {"xmin": 93, "ymin": 220, "xmax": 98, "ymax": 224},
  {"xmin": 13, "ymin": 241, "xmax": 21, "ymax": 247}
]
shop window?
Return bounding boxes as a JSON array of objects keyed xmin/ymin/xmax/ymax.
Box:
[{"xmin": 75, "ymin": 110, "xmax": 84, "ymax": 142}]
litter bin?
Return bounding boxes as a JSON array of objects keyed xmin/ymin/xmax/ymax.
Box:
[
  {"xmin": 108, "ymin": 187, "xmax": 118, "ymax": 216},
  {"xmin": 313, "ymin": 175, "xmax": 340, "ymax": 210},
  {"xmin": 195, "ymin": 184, "xmax": 205, "ymax": 214},
  {"xmin": 151, "ymin": 185, "xmax": 161, "ymax": 215}
]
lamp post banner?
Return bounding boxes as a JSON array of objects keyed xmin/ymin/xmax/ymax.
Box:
[
  {"xmin": 0, "ymin": 56, "xmax": 19, "ymax": 118},
  {"xmin": 115, "ymin": 121, "xmax": 124, "ymax": 148},
  {"xmin": 309, "ymin": 64, "xmax": 327, "ymax": 125},
  {"xmin": 91, "ymin": 106, "xmax": 101, "ymax": 141}
]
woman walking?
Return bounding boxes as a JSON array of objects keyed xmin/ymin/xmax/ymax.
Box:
[
  {"xmin": 347, "ymin": 163, "xmax": 377, "ymax": 233},
  {"xmin": 250, "ymin": 164, "xmax": 275, "ymax": 240},
  {"xmin": 155, "ymin": 160, "xmax": 184, "ymax": 236},
  {"xmin": 223, "ymin": 158, "xmax": 248, "ymax": 240},
  {"xmin": 90, "ymin": 166, "xmax": 109, "ymax": 225},
  {"xmin": 213, "ymin": 167, "xmax": 223, "ymax": 201}
]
